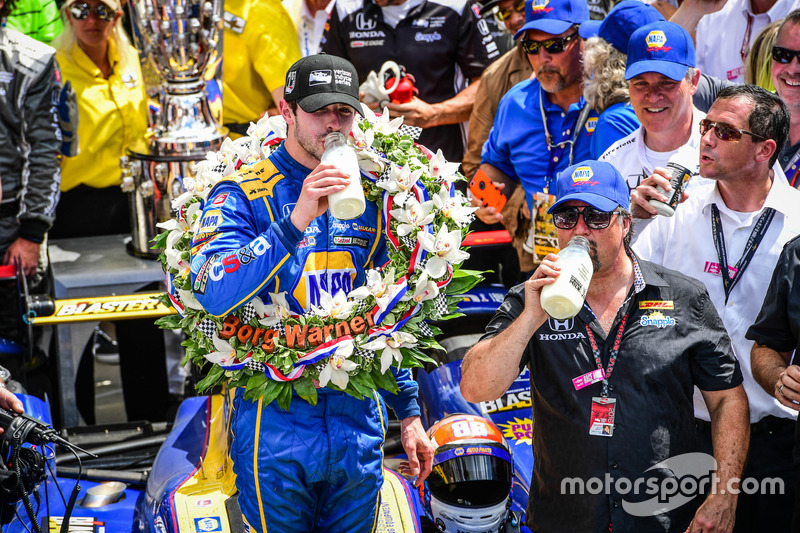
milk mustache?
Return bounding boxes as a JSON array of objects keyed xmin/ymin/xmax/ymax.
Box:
[
  {"xmin": 322, "ymin": 132, "xmax": 366, "ymax": 220},
  {"xmin": 540, "ymin": 236, "xmax": 594, "ymax": 319}
]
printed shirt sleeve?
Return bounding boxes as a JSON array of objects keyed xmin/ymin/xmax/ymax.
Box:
[
  {"xmin": 190, "ymin": 182, "xmax": 305, "ymax": 317},
  {"xmin": 455, "ymin": 2, "xmax": 497, "ymax": 79}
]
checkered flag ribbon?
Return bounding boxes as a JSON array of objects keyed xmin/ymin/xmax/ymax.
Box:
[
  {"xmin": 354, "ymin": 348, "xmax": 375, "ymax": 360},
  {"xmin": 211, "ymin": 162, "xmax": 227, "ymax": 174},
  {"xmin": 241, "ymin": 302, "xmax": 256, "ymax": 323},
  {"xmin": 400, "ymin": 235, "xmax": 416, "ymax": 249},
  {"xmin": 376, "ymin": 167, "xmax": 391, "ymax": 184},
  {"xmin": 245, "ymin": 360, "xmax": 265, "ymax": 372},
  {"xmin": 418, "ymin": 321, "xmax": 434, "ymax": 337},
  {"xmin": 398, "ymin": 124, "xmax": 423, "ymax": 140},
  {"xmin": 354, "ymin": 299, "xmax": 368, "ymax": 315},
  {"xmin": 434, "ymin": 293, "xmax": 448, "ymax": 315},
  {"xmin": 197, "ymin": 318, "xmax": 217, "ymax": 339}
]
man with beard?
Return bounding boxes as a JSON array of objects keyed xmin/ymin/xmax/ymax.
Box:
[
  {"xmin": 461, "ymin": 159, "xmax": 749, "ymax": 532},
  {"xmin": 476, "ymin": 0, "xmax": 596, "ymax": 227},
  {"xmin": 633, "ymin": 84, "xmax": 800, "ymax": 531}
]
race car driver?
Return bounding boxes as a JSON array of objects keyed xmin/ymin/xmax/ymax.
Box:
[{"xmin": 189, "ymin": 54, "xmax": 434, "ymax": 533}]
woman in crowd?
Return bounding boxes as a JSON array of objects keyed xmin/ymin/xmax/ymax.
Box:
[{"xmin": 50, "ymin": 0, "xmax": 148, "ymax": 239}]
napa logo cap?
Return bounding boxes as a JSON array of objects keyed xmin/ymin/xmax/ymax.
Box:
[
  {"xmin": 513, "ymin": 0, "xmax": 589, "ymax": 40},
  {"xmin": 625, "ymin": 20, "xmax": 695, "ymax": 81},
  {"xmin": 579, "ymin": 0, "xmax": 664, "ymax": 54},
  {"xmin": 548, "ymin": 160, "xmax": 630, "ymax": 213}
]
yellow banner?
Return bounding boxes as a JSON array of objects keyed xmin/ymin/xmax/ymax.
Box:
[{"xmin": 31, "ymin": 292, "xmax": 176, "ymax": 325}]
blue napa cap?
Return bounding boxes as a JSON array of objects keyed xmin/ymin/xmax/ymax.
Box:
[
  {"xmin": 548, "ymin": 160, "xmax": 631, "ymax": 213},
  {"xmin": 578, "ymin": 1, "xmax": 665, "ymax": 54},
  {"xmin": 625, "ymin": 20, "xmax": 696, "ymax": 81},
  {"xmin": 513, "ymin": 0, "xmax": 590, "ymax": 40}
]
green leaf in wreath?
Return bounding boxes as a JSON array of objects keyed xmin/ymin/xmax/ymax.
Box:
[{"xmin": 293, "ymin": 378, "xmax": 319, "ymax": 406}]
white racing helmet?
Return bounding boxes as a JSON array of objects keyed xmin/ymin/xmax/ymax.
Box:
[{"xmin": 420, "ymin": 414, "xmax": 514, "ymax": 532}]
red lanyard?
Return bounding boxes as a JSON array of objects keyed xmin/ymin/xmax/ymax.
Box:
[
  {"xmin": 585, "ymin": 313, "xmax": 629, "ymax": 398},
  {"xmin": 740, "ymin": 13, "xmax": 754, "ymax": 63}
]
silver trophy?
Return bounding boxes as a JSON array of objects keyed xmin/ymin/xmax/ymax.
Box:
[{"xmin": 123, "ymin": 0, "xmax": 228, "ymax": 257}]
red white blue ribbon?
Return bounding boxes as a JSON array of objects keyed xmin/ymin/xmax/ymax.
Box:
[
  {"xmin": 295, "ymin": 335, "xmax": 354, "ymax": 367},
  {"xmin": 264, "ymin": 362, "xmax": 305, "ymax": 381},
  {"xmin": 368, "ymin": 304, "xmax": 421, "ymax": 339},
  {"xmin": 165, "ymin": 273, "xmax": 185, "ymax": 317},
  {"xmin": 373, "ymin": 276, "xmax": 409, "ymax": 324}
]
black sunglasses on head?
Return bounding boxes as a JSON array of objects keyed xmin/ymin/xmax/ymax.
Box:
[
  {"xmin": 521, "ymin": 32, "xmax": 579, "ymax": 55},
  {"xmin": 772, "ymin": 45, "xmax": 800, "ymax": 64},
  {"xmin": 69, "ymin": 1, "xmax": 117, "ymax": 21},
  {"xmin": 551, "ymin": 206, "xmax": 622, "ymax": 230},
  {"xmin": 699, "ymin": 119, "xmax": 766, "ymax": 142}
]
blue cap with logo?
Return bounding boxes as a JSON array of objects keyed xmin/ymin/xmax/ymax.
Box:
[
  {"xmin": 625, "ymin": 20, "xmax": 695, "ymax": 81},
  {"xmin": 548, "ymin": 160, "xmax": 630, "ymax": 213},
  {"xmin": 578, "ymin": 0, "xmax": 665, "ymax": 54},
  {"xmin": 513, "ymin": 0, "xmax": 590, "ymax": 40}
]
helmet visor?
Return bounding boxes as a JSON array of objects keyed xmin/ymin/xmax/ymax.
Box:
[{"xmin": 428, "ymin": 448, "xmax": 512, "ymax": 507}]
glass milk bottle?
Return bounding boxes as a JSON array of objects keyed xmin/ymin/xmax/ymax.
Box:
[
  {"xmin": 540, "ymin": 236, "xmax": 593, "ymax": 319},
  {"xmin": 321, "ymin": 132, "xmax": 366, "ymax": 220}
]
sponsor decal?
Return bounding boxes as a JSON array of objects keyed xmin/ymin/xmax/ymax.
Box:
[
  {"xmin": 297, "ymin": 235, "xmax": 316, "ymax": 248},
  {"xmin": 154, "ymin": 516, "xmax": 167, "ymax": 533},
  {"xmin": 194, "ymin": 517, "xmax": 222, "ymax": 533},
  {"xmin": 355, "ymin": 12, "xmax": 377, "ymax": 30},
  {"xmin": 704, "ymin": 261, "xmax": 738, "ymax": 278},
  {"xmin": 497, "ymin": 417, "xmax": 533, "ymax": 445},
  {"xmin": 548, "ymin": 317, "xmax": 574, "ymax": 332},
  {"xmin": 286, "ymin": 71, "xmax": 296, "ymax": 94},
  {"xmin": 334, "ymin": 68, "xmax": 352, "ymax": 86},
  {"xmin": 193, "ymin": 254, "xmax": 218, "ymax": 294},
  {"xmin": 639, "ymin": 300, "xmax": 674, "ymax": 310},
  {"xmin": 196, "ymin": 498, "xmax": 213, "ymax": 508},
  {"xmin": 454, "ymin": 447, "xmax": 465, "ymax": 456},
  {"xmin": 49, "ymin": 517, "xmax": 105, "ymax": 533},
  {"xmin": 479, "ymin": 389, "xmax": 531, "ymax": 415},
  {"xmin": 412, "ymin": 18, "xmax": 429, "ymax": 27},
  {"xmin": 351, "ymin": 39, "xmax": 385, "ymax": 47},
  {"xmin": 55, "ymin": 296, "xmax": 165, "ymax": 317},
  {"xmin": 293, "ymin": 251, "xmax": 357, "ymax": 307},
  {"xmin": 538, "ymin": 331, "xmax": 587, "ymax": 341},
  {"xmin": 727, "ymin": 66, "xmax": 744, "ymax": 81},
  {"xmin": 305, "ymin": 225, "xmax": 321, "ymax": 234},
  {"xmin": 585, "ymin": 117, "xmax": 598, "ymax": 133},
  {"xmin": 198, "ymin": 210, "xmax": 222, "ymax": 234},
  {"xmin": 477, "ymin": 18, "xmax": 489, "ymax": 36},
  {"xmin": 349, "ymin": 30, "xmax": 386, "ymax": 39},
  {"xmin": 309, "ymin": 69, "xmax": 332, "ymax": 86},
  {"xmin": 640, "ymin": 311, "xmax": 676, "ymax": 328},
  {"xmin": 222, "ymin": 11, "xmax": 246, "ymax": 33},
  {"xmin": 209, "ymin": 236, "xmax": 272, "ymax": 281},
  {"xmin": 332, "ymin": 221, "xmax": 350, "ymax": 231},
  {"xmin": 283, "ymin": 203, "xmax": 296, "ymax": 217},
  {"xmin": 571, "ymin": 166, "xmax": 598, "ymax": 186},
  {"xmin": 531, "ymin": 0, "xmax": 553, "ymax": 13},
  {"xmin": 645, "ymin": 30, "xmax": 671, "ymax": 52},
  {"xmin": 415, "ymin": 31, "xmax": 441, "ymax": 43},
  {"xmin": 211, "ymin": 193, "xmax": 228, "ymax": 206},
  {"xmin": 352, "ymin": 222, "xmax": 377, "ymax": 234},
  {"xmin": 191, "ymin": 233, "xmax": 220, "ymax": 255},
  {"xmin": 333, "ymin": 236, "xmax": 369, "ymax": 248}
]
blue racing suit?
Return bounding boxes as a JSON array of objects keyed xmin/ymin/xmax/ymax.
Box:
[{"xmin": 190, "ymin": 144, "xmax": 421, "ymax": 532}]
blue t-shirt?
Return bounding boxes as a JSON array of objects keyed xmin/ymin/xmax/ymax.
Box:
[
  {"xmin": 481, "ymin": 79, "xmax": 599, "ymax": 215},
  {"xmin": 589, "ymin": 101, "xmax": 640, "ymax": 159}
]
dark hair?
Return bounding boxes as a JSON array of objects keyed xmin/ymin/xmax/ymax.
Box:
[
  {"xmin": 288, "ymin": 99, "xmax": 298, "ymax": 114},
  {"xmin": 716, "ymin": 84, "xmax": 790, "ymax": 167},
  {"xmin": 1, "ymin": 0, "xmax": 19, "ymax": 19},
  {"xmin": 777, "ymin": 9, "xmax": 800, "ymax": 39}
]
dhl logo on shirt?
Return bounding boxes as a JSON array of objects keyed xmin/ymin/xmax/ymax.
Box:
[
  {"xmin": 293, "ymin": 251, "xmax": 357, "ymax": 308},
  {"xmin": 639, "ymin": 300, "xmax": 674, "ymax": 310},
  {"xmin": 645, "ymin": 31, "xmax": 671, "ymax": 52}
]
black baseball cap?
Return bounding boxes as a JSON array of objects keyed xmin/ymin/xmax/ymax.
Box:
[{"xmin": 283, "ymin": 54, "xmax": 361, "ymax": 113}]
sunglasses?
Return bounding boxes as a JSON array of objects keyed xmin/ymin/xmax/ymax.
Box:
[
  {"xmin": 521, "ymin": 32, "xmax": 579, "ymax": 55},
  {"xmin": 699, "ymin": 119, "xmax": 766, "ymax": 142},
  {"xmin": 69, "ymin": 2, "xmax": 117, "ymax": 21},
  {"xmin": 772, "ymin": 46, "xmax": 800, "ymax": 64},
  {"xmin": 551, "ymin": 206, "xmax": 622, "ymax": 230},
  {"xmin": 495, "ymin": 0, "xmax": 525, "ymax": 22}
]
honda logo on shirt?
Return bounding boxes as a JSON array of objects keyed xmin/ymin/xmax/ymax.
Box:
[
  {"xmin": 548, "ymin": 318, "xmax": 574, "ymax": 332},
  {"xmin": 356, "ymin": 13, "xmax": 377, "ymax": 30}
]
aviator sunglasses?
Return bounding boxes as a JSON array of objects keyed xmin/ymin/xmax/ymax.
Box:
[
  {"xmin": 699, "ymin": 119, "xmax": 766, "ymax": 142},
  {"xmin": 772, "ymin": 46, "xmax": 800, "ymax": 64},
  {"xmin": 69, "ymin": 1, "xmax": 118, "ymax": 21},
  {"xmin": 551, "ymin": 206, "xmax": 622, "ymax": 230},
  {"xmin": 495, "ymin": 0, "xmax": 525, "ymax": 22},
  {"xmin": 521, "ymin": 32, "xmax": 579, "ymax": 55}
]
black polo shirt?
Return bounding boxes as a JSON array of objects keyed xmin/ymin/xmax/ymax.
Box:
[
  {"xmin": 482, "ymin": 256, "xmax": 742, "ymax": 533},
  {"xmin": 746, "ymin": 235, "xmax": 800, "ymax": 463},
  {"xmin": 321, "ymin": 0, "xmax": 498, "ymax": 163}
]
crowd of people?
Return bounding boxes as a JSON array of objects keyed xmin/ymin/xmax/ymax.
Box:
[{"xmin": 0, "ymin": 0, "xmax": 798, "ymax": 530}]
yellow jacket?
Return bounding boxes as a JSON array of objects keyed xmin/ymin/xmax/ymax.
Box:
[
  {"xmin": 222, "ymin": 0, "xmax": 301, "ymax": 125},
  {"xmin": 57, "ymin": 39, "xmax": 149, "ymax": 191}
]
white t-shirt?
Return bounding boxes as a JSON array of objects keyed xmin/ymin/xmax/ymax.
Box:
[
  {"xmin": 634, "ymin": 172, "xmax": 800, "ymax": 423},
  {"xmin": 696, "ymin": 0, "xmax": 799, "ymax": 83}
]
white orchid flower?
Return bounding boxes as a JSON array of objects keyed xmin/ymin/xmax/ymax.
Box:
[
  {"xmin": 318, "ymin": 339, "xmax": 358, "ymax": 389},
  {"xmin": 418, "ymin": 225, "xmax": 471, "ymax": 279},
  {"xmin": 362, "ymin": 331, "xmax": 417, "ymax": 373},
  {"xmin": 178, "ymin": 288, "xmax": 204, "ymax": 310},
  {"xmin": 377, "ymin": 163, "xmax": 423, "ymax": 206},
  {"xmin": 248, "ymin": 114, "xmax": 287, "ymax": 141},
  {"xmin": 186, "ymin": 202, "xmax": 203, "ymax": 234},
  {"xmin": 359, "ymin": 106, "xmax": 404, "ymax": 135},
  {"xmin": 204, "ymin": 335, "xmax": 238, "ymax": 366},
  {"xmin": 428, "ymin": 149, "xmax": 461, "ymax": 183},
  {"xmin": 390, "ymin": 198, "xmax": 435, "ymax": 237},
  {"xmin": 408, "ymin": 272, "xmax": 439, "ymax": 303},
  {"xmin": 433, "ymin": 187, "xmax": 478, "ymax": 227},
  {"xmin": 351, "ymin": 122, "xmax": 386, "ymax": 174},
  {"xmin": 349, "ymin": 268, "xmax": 395, "ymax": 301},
  {"xmin": 254, "ymin": 292, "xmax": 294, "ymax": 327},
  {"xmin": 156, "ymin": 218, "xmax": 185, "ymax": 232},
  {"xmin": 166, "ymin": 248, "xmax": 191, "ymax": 278},
  {"xmin": 314, "ymin": 289, "xmax": 357, "ymax": 321}
]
